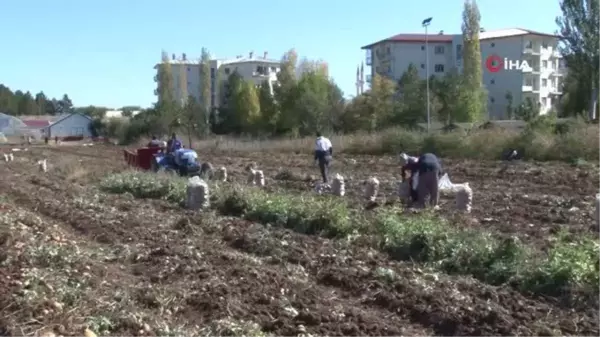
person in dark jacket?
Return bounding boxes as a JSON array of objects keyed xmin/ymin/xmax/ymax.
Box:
[
  {"xmin": 401, "ymin": 153, "xmax": 442, "ymax": 208},
  {"xmin": 314, "ymin": 132, "xmax": 333, "ymax": 184},
  {"xmin": 148, "ymin": 135, "xmax": 161, "ymax": 147}
]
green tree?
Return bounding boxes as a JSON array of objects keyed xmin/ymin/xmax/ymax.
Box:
[
  {"xmin": 34, "ymin": 92, "xmax": 47, "ymax": 115},
  {"xmin": 431, "ymin": 69, "xmax": 468, "ymax": 125},
  {"xmin": 294, "ymin": 69, "xmax": 331, "ymax": 134},
  {"xmin": 396, "ymin": 64, "xmax": 425, "ymax": 126},
  {"xmin": 274, "ymin": 49, "xmax": 299, "ymax": 133},
  {"xmin": 217, "ymin": 71, "xmax": 244, "ymax": 134},
  {"xmin": 258, "ymin": 80, "xmax": 279, "ymax": 134},
  {"xmin": 369, "ymin": 73, "xmax": 397, "ymax": 130},
  {"xmin": 199, "ymin": 48, "xmax": 211, "ymax": 129},
  {"xmin": 461, "ymin": 0, "xmax": 487, "ymax": 122},
  {"xmin": 181, "ymin": 95, "xmax": 206, "ymax": 147},
  {"xmin": 556, "ymin": 0, "xmax": 599, "ymax": 119},
  {"xmin": 505, "ymin": 91, "xmax": 514, "ymax": 120},
  {"xmin": 153, "ymin": 50, "xmax": 178, "ymax": 135},
  {"xmin": 17, "ymin": 91, "xmax": 37, "ymax": 115}
]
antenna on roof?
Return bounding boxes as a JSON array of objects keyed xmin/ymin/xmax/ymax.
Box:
[
  {"xmin": 480, "ymin": 27, "xmax": 485, "ymax": 32},
  {"xmin": 438, "ymin": 30, "xmax": 444, "ymax": 35}
]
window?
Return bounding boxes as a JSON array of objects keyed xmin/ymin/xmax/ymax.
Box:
[
  {"xmin": 421, "ymin": 45, "xmax": 425, "ymax": 51},
  {"xmin": 525, "ymin": 40, "xmax": 533, "ymax": 48},
  {"xmin": 542, "ymin": 79, "xmax": 548, "ymax": 87},
  {"xmin": 490, "ymin": 79, "xmax": 495, "ymax": 84},
  {"xmin": 490, "ymin": 97, "xmax": 495, "ymax": 103},
  {"xmin": 434, "ymin": 46, "xmax": 445, "ymax": 54},
  {"xmin": 491, "ymin": 43, "xmax": 495, "ymax": 47},
  {"xmin": 542, "ymin": 97, "xmax": 547, "ymax": 106},
  {"xmin": 187, "ymin": 67, "xmax": 191, "ymax": 71},
  {"xmin": 210, "ymin": 68, "xmax": 216, "ymax": 79},
  {"xmin": 542, "ymin": 42, "xmax": 548, "ymax": 49},
  {"xmin": 386, "ymin": 46, "xmax": 391, "ymax": 55},
  {"xmin": 456, "ymin": 44, "xmax": 463, "ymax": 60},
  {"xmin": 224, "ymin": 68, "xmax": 230, "ymax": 75},
  {"xmin": 271, "ymin": 66, "xmax": 277, "ymax": 72},
  {"xmin": 256, "ymin": 66, "xmax": 264, "ymax": 74},
  {"xmin": 542, "ymin": 60, "xmax": 548, "ymax": 69},
  {"xmin": 434, "ymin": 64, "xmax": 445, "ymax": 73},
  {"xmin": 421, "ymin": 64, "xmax": 425, "ymax": 69}
]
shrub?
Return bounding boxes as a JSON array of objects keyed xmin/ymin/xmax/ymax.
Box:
[
  {"xmin": 190, "ymin": 119, "xmax": 599, "ymax": 163},
  {"xmin": 99, "ymin": 171, "xmax": 599, "ymax": 299}
]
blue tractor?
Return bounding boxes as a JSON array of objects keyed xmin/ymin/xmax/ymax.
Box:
[{"xmin": 152, "ymin": 148, "xmax": 203, "ymax": 177}]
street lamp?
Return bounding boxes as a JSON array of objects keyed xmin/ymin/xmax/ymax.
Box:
[{"xmin": 422, "ymin": 17, "xmax": 433, "ymax": 132}]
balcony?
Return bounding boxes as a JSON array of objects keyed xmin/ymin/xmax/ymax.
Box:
[
  {"xmin": 549, "ymin": 68, "xmax": 566, "ymax": 76},
  {"xmin": 522, "ymin": 84, "xmax": 533, "ymax": 92},
  {"xmin": 252, "ymin": 71, "xmax": 270, "ymax": 77},
  {"xmin": 550, "ymin": 87, "xmax": 563, "ymax": 95},
  {"xmin": 523, "ymin": 47, "xmax": 541, "ymax": 55}
]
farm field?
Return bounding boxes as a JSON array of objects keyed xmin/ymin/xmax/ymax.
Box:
[{"xmin": 0, "ymin": 143, "xmax": 598, "ymax": 336}]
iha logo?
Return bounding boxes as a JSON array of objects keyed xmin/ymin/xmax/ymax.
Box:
[{"xmin": 485, "ymin": 54, "xmax": 531, "ymax": 72}]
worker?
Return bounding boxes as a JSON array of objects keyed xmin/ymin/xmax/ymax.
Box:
[
  {"xmin": 314, "ymin": 131, "xmax": 333, "ymax": 184},
  {"xmin": 148, "ymin": 135, "xmax": 161, "ymax": 147},
  {"xmin": 401, "ymin": 152, "xmax": 442, "ymax": 208},
  {"xmin": 166, "ymin": 133, "xmax": 182, "ymax": 154}
]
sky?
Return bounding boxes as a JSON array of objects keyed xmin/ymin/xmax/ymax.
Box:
[{"xmin": 2, "ymin": 0, "xmax": 562, "ymax": 109}]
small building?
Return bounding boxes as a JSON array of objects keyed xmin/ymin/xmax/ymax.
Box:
[
  {"xmin": 22, "ymin": 119, "xmax": 52, "ymax": 139},
  {"xmin": 43, "ymin": 113, "xmax": 93, "ymax": 138}
]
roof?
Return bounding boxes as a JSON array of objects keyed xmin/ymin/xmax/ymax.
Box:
[
  {"xmin": 46, "ymin": 113, "xmax": 92, "ymax": 128},
  {"xmin": 361, "ymin": 28, "xmax": 561, "ymax": 49},
  {"xmin": 155, "ymin": 56, "xmax": 281, "ymax": 68},
  {"xmin": 22, "ymin": 120, "xmax": 51, "ymax": 128}
]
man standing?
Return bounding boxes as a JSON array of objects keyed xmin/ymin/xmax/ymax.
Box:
[
  {"xmin": 314, "ymin": 132, "xmax": 333, "ymax": 184},
  {"xmin": 401, "ymin": 153, "xmax": 442, "ymax": 208},
  {"xmin": 166, "ymin": 133, "xmax": 182, "ymax": 154}
]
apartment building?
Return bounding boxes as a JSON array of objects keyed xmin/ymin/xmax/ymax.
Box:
[
  {"xmin": 154, "ymin": 51, "xmax": 281, "ymax": 108},
  {"xmin": 361, "ymin": 28, "xmax": 566, "ymax": 119}
]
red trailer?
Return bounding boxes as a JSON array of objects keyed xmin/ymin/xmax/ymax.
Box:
[{"xmin": 123, "ymin": 147, "xmax": 162, "ymax": 170}]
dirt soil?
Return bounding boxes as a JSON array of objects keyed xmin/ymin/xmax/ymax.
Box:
[{"xmin": 0, "ymin": 144, "xmax": 598, "ymax": 336}]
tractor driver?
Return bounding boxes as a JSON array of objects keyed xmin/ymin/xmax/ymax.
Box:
[{"xmin": 166, "ymin": 133, "xmax": 182, "ymax": 154}]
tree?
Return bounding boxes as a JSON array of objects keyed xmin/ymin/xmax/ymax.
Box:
[
  {"xmin": 76, "ymin": 106, "xmax": 109, "ymax": 119},
  {"xmin": 56, "ymin": 94, "xmax": 73, "ymax": 114},
  {"xmin": 258, "ymin": 80, "xmax": 279, "ymax": 134},
  {"xmin": 199, "ymin": 48, "xmax": 211, "ymax": 130},
  {"xmin": 431, "ymin": 69, "xmax": 468, "ymax": 125},
  {"xmin": 216, "ymin": 71, "xmax": 244, "ymax": 134},
  {"xmin": 34, "ymin": 92, "xmax": 47, "ymax": 115},
  {"xmin": 461, "ymin": 0, "xmax": 487, "ymax": 122},
  {"xmin": 17, "ymin": 92, "xmax": 37, "ymax": 115},
  {"xmin": 294, "ymin": 69, "xmax": 332, "ymax": 134},
  {"xmin": 153, "ymin": 50, "xmax": 178, "ymax": 135},
  {"xmin": 274, "ymin": 49, "xmax": 299, "ymax": 133},
  {"xmin": 181, "ymin": 95, "xmax": 206, "ymax": 147},
  {"xmin": 556, "ymin": 0, "xmax": 599, "ymax": 119},
  {"xmin": 396, "ymin": 64, "xmax": 425, "ymax": 126},
  {"xmin": 368, "ymin": 74, "xmax": 397, "ymax": 130},
  {"xmin": 505, "ymin": 91, "xmax": 514, "ymax": 120}
]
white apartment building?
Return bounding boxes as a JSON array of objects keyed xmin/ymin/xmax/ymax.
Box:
[
  {"xmin": 154, "ymin": 51, "xmax": 281, "ymax": 108},
  {"xmin": 362, "ymin": 28, "xmax": 567, "ymax": 119}
]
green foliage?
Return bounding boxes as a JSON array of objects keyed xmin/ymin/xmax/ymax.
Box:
[
  {"xmin": 461, "ymin": 0, "xmax": 486, "ymax": 122},
  {"xmin": 0, "ymin": 84, "xmax": 71, "ymax": 116},
  {"xmin": 100, "ymin": 171, "xmax": 599, "ymax": 300}
]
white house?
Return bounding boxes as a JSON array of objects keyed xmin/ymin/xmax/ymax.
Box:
[
  {"xmin": 154, "ymin": 51, "xmax": 281, "ymax": 108},
  {"xmin": 362, "ymin": 28, "xmax": 566, "ymax": 119},
  {"xmin": 43, "ymin": 113, "xmax": 93, "ymax": 138}
]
